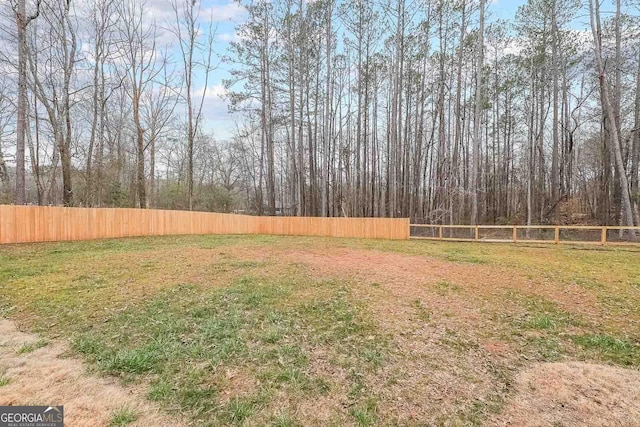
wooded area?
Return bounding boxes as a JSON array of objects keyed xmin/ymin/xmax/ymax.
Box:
[{"xmin": 1, "ymin": 0, "xmax": 640, "ymax": 227}]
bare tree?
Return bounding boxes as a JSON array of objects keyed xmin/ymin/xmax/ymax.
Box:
[
  {"xmin": 115, "ymin": 0, "xmax": 161, "ymax": 208},
  {"xmin": 470, "ymin": 0, "xmax": 485, "ymax": 226},
  {"xmin": 28, "ymin": 0, "xmax": 77, "ymax": 206},
  {"xmin": 0, "ymin": 82, "xmax": 14, "ymax": 191},
  {"xmin": 588, "ymin": 0, "xmax": 635, "ymax": 232},
  {"xmin": 12, "ymin": 0, "xmax": 41, "ymax": 204},
  {"xmin": 170, "ymin": 0, "xmax": 218, "ymax": 211}
]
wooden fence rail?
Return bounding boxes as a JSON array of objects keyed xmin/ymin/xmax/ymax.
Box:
[
  {"xmin": 0, "ymin": 205, "xmax": 410, "ymax": 244},
  {"xmin": 410, "ymin": 224, "xmax": 640, "ymax": 246}
]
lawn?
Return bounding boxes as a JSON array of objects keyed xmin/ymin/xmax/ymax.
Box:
[{"xmin": 1, "ymin": 235, "xmax": 639, "ymax": 426}]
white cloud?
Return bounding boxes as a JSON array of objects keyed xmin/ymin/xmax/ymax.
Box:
[
  {"xmin": 217, "ymin": 31, "xmax": 240, "ymax": 43},
  {"xmin": 203, "ymin": 1, "xmax": 246, "ymax": 23},
  {"xmin": 195, "ymin": 83, "xmax": 228, "ymax": 100}
]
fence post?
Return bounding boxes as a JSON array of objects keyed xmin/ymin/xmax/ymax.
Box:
[
  {"xmin": 513, "ymin": 225, "xmax": 517, "ymax": 243},
  {"xmin": 554, "ymin": 226, "xmax": 560, "ymax": 244},
  {"xmin": 438, "ymin": 225, "xmax": 443, "ymax": 240},
  {"xmin": 475, "ymin": 225, "xmax": 479, "ymax": 241},
  {"xmin": 601, "ymin": 227, "xmax": 607, "ymax": 246}
]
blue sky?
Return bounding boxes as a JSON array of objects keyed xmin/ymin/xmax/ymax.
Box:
[{"xmin": 489, "ymin": 0, "xmax": 525, "ymax": 20}]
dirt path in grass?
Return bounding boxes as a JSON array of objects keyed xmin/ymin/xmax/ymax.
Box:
[{"xmin": 0, "ymin": 319, "xmax": 184, "ymax": 427}]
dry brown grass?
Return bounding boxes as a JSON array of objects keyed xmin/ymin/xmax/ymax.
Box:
[
  {"xmin": 491, "ymin": 362, "xmax": 640, "ymax": 427},
  {"xmin": 229, "ymin": 245, "xmax": 640, "ymax": 425},
  {"xmin": 1, "ymin": 235, "xmax": 639, "ymax": 425},
  {"xmin": 0, "ymin": 319, "xmax": 185, "ymax": 427}
]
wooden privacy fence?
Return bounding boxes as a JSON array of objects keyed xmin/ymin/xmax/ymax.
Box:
[
  {"xmin": 410, "ymin": 224, "xmax": 640, "ymax": 246},
  {"xmin": 0, "ymin": 205, "xmax": 410, "ymax": 244}
]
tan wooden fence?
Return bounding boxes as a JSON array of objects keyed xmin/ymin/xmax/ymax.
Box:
[
  {"xmin": 0, "ymin": 205, "xmax": 410, "ymax": 244},
  {"xmin": 410, "ymin": 224, "xmax": 640, "ymax": 246}
]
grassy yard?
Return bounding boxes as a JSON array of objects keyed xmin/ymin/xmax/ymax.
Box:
[{"xmin": 1, "ymin": 235, "xmax": 639, "ymax": 426}]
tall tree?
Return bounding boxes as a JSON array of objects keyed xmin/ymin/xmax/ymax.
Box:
[
  {"xmin": 470, "ymin": 0, "xmax": 485, "ymax": 226},
  {"xmin": 588, "ymin": 0, "xmax": 635, "ymax": 230},
  {"xmin": 13, "ymin": 0, "xmax": 41, "ymax": 204},
  {"xmin": 170, "ymin": 0, "xmax": 217, "ymax": 211},
  {"xmin": 116, "ymin": 0, "xmax": 160, "ymax": 208}
]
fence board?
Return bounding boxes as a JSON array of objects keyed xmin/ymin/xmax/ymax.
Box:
[{"xmin": 0, "ymin": 205, "xmax": 409, "ymax": 244}]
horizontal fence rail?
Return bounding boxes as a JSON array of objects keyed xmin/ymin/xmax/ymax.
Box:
[
  {"xmin": 410, "ymin": 224, "xmax": 640, "ymax": 246},
  {"xmin": 0, "ymin": 205, "xmax": 410, "ymax": 244}
]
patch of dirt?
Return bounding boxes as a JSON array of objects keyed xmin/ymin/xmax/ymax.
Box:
[
  {"xmin": 218, "ymin": 368, "xmax": 257, "ymax": 404},
  {"xmin": 0, "ymin": 319, "xmax": 184, "ymax": 427},
  {"xmin": 491, "ymin": 362, "xmax": 640, "ymax": 427},
  {"xmin": 270, "ymin": 247, "xmax": 598, "ymax": 318}
]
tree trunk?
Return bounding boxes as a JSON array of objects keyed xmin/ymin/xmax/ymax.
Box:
[
  {"xmin": 470, "ymin": 0, "xmax": 485, "ymax": 226},
  {"xmin": 589, "ymin": 0, "xmax": 635, "ymax": 232}
]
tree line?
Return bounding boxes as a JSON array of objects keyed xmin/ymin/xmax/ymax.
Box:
[{"xmin": 1, "ymin": 0, "xmax": 640, "ymax": 227}]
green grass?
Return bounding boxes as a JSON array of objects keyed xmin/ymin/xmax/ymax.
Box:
[
  {"xmin": 108, "ymin": 408, "xmax": 138, "ymax": 426},
  {"xmin": 66, "ymin": 269, "xmax": 385, "ymax": 423},
  {"xmin": 1, "ymin": 235, "xmax": 640, "ymax": 425},
  {"xmin": 526, "ymin": 314, "xmax": 557, "ymax": 330},
  {"xmin": 0, "ymin": 375, "xmax": 10, "ymax": 387},
  {"xmin": 350, "ymin": 397, "xmax": 378, "ymax": 426},
  {"xmin": 17, "ymin": 339, "xmax": 48, "ymax": 354},
  {"xmin": 271, "ymin": 413, "xmax": 301, "ymax": 427},
  {"xmin": 572, "ymin": 334, "xmax": 640, "ymax": 366}
]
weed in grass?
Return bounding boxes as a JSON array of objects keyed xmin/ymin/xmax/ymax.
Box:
[
  {"xmin": 148, "ymin": 378, "xmax": 173, "ymax": 402},
  {"xmin": 347, "ymin": 370, "xmax": 366, "ymax": 399},
  {"xmin": 529, "ymin": 337, "xmax": 562, "ymax": 361},
  {"xmin": 511, "ymin": 293, "xmax": 582, "ymax": 332},
  {"xmin": 223, "ymin": 396, "xmax": 262, "ymax": 425},
  {"xmin": 17, "ymin": 339, "xmax": 48, "ymax": 354},
  {"xmin": 572, "ymin": 334, "xmax": 639, "ymax": 366},
  {"xmin": 444, "ymin": 249, "xmax": 486, "ymax": 265},
  {"xmin": 71, "ymin": 274, "xmax": 108, "ymax": 288},
  {"xmin": 433, "ymin": 280, "xmax": 461, "ymax": 295},
  {"xmin": 229, "ymin": 260, "xmax": 264, "ymax": 269},
  {"xmin": 103, "ymin": 345, "xmax": 163, "ymax": 375},
  {"xmin": 350, "ymin": 397, "xmax": 378, "ymax": 426},
  {"xmin": 526, "ymin": 314, "xmax": 557, "ymax": 330},
  {"xmin": 72, "ymin": 335, "xmax": 106, "ymax": 359},
  {"xmin": 571, "ymin": 277, "xmax": 603, "ymax": 290},
  {"xmin": 411, "ymin": 299, "xmax": 431, "ymax": 322},
  {"xmin": 440, "ymin": 329, "xmax": 479, "ymax": 352},
  {"xmin": 271, "ymin": 413, "xmax": 301, "ymax": 427},
  {"xmin": 260, "ymin": 329, "xmax": 283, "ymax": 344},
  {"xmin": 278, "ymin": 368, "xmax": 310, "ymax": 390},
  {"xmin": 360, "ymin": 348, "xmax": 384, "ymax": 368},
  {"xmin": 461, "ymin": 397, "xmax": 506, "ymax": 426},
  {"xmin": 108, "ymin": 408, "xmax": 138, "ymax": 426}
]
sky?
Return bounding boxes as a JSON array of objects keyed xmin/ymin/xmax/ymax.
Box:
[
  {"xmin": 167, "ymin": 0, "xmax": 248, "ymax": 140},
  {"xmin": 490, "ymin": 0, "xmax": 524, "ymax": 20}
]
